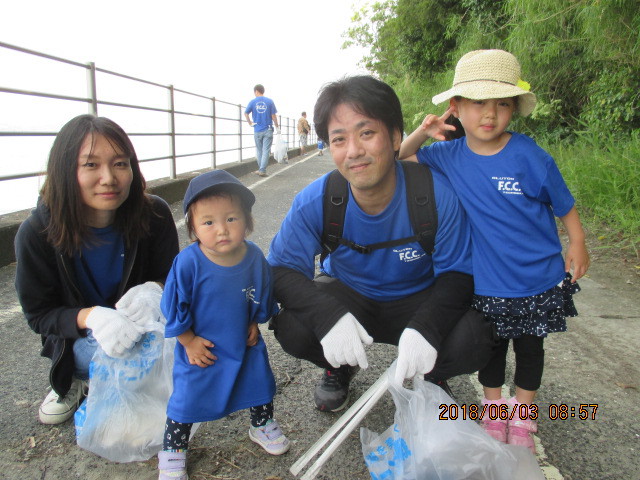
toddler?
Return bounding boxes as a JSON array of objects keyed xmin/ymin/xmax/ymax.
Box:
[{"xmin": 157, "ymin": 170, "xmax": 289, "ymax": 479}]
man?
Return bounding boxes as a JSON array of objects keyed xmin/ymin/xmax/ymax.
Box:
[
  {"xmin": 297, "ymin": 111, "xmax": 311, "ymax": 154},
  {"xmin": 267, "ymin": 75, "xmax": 496, "ymax": 412},
  {"xmin": 244, "ymin": 84, "xmax": 279, "ymax": 177}
]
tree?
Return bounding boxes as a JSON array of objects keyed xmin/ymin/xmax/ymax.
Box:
[{"xmin": 342, "ymin": 0, "xmax": 640, "ymax": 137}]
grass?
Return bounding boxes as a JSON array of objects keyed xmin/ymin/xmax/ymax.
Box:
[{"xmin": 545, "ymin": 131, "xmax": 640, "ymax": 257}]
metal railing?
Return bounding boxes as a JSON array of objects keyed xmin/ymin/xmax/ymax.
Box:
[{"xmin": 0, "ymin": 40, "xmax": 316, "ymax": 212}]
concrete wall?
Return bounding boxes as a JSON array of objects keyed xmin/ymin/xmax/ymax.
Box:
[{"xmin": 0, "ymin": 145, "xmax": 308, "ymax": 268}]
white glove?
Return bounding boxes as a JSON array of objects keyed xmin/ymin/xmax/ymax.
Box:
[
  {"xmin": 320, "ymin": 313, "xmax": 373, "ymax": 369},
  {"xmin": 276, "ymin": 127, "xmax": 281, "ymax": 134},
  {"xmin": 394, "ymin": 328, "xmax": 437, "ymax": 386},
  {"xmin": 86, "ymin": 306, "xmax": 143, "ymax": 358},
  {"xmin": 115, "ymin": 281, "xmax": 164, "ymax": 332}
]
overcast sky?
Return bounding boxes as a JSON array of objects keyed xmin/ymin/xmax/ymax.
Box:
[
  {"xmin": 2, "ymin": 0, "xmax": 369, "ymax": 120},
  {"xmin": 0, "ymin": 1, "xmax": 371, "ymax": 213}
]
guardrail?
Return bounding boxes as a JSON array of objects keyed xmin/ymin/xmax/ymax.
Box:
[{"xmin": 0, "ymin": 40, "xmax": 316, "ymax": 214}]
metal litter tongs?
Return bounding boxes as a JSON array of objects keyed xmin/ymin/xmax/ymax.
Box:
[{"xmin": 290, "ymin": 366, "xmax": 392, "ymax": 480}]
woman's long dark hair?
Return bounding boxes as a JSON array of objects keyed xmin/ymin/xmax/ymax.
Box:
[{"xmin": 40, "ymin": 114, "xmax": 151, "ymax": 255}]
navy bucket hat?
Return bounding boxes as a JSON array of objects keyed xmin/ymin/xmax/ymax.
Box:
[{"xmin": 183, "ymin": 170, "xmax": 255, "ymax": 215}]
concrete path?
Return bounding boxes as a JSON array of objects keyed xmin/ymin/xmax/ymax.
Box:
[{"xmin": 0, "ymin": 151, "xmax": 638, "ymax": 479}]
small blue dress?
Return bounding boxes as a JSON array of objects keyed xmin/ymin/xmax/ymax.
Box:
[{"xmin": 161, "ymin": 241, "xmax": 278, "ymax": 424}]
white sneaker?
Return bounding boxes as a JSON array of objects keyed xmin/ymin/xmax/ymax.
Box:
[
  {"xmin": 38, "ymin": 378, "xmax": 88, "ymax": 425},
  {"xmin": 249, "ymin": 419, "xmax": 290, "ymax": 455},
  {"xmin": 158, "ymin": 451, "xmax": 188, "ymax": 480}
]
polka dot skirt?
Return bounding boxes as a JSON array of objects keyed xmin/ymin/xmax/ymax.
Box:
[{"xmin": 472, "ymin": 274, "xmax": 580, "ymax": 339}]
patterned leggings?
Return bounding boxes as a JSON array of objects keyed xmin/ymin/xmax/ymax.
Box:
[{"xmin": 163, "ymin": 402, "xmax": 274, "ymax": 451}]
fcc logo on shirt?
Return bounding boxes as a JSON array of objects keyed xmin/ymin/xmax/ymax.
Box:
[
  {"xmin": 492, "ymin": 176, "xmax": 522, "ymax": 195},
  {"xmin": 394, "ymin": 247, "xmax": 425, "ymax": 263}
]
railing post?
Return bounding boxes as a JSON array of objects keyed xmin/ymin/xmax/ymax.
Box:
[
  {"xmin": 86, "ymin": 62, "xmax": 98, "ymax": 115},
  {"xmin": 238, "ymin": 104, "xmax": 243, "ymax": 163},
  {"xmin": 211, "ymin": 97, "xmax": 217, "ymax": 169},
  {"xmin": 287, "ymin": 116, "xmax": 291, "ymax": 149},
  {"xmin": 281, "ymin": 117, "xmax": 295, "ymax": 148},
  {"xmin": 169, "ymin": 85, "xmax": 177, "ymax": 179}
]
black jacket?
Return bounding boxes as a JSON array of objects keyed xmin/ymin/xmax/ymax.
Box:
[{"xmin": 14, "ymin": 195, "xmax": 179, "ymax": 396}]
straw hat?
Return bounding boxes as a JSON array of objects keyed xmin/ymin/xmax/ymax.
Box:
[{"xmin": 432, "ymin": 49, "xmax": 537, "ymax": 116}]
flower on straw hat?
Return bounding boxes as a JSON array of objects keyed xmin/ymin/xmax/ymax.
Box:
[{"xmin": 432, "ymin": 49, "xmax": 537, "ymax": 116}]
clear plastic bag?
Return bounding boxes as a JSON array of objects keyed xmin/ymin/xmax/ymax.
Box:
[
  {"xmin": 74, "ymin": 324, "xmax": 176, "ymax": 462},
  {"xmin": 273, "ymin": 133, "xmax": 287, "ymax": 163},
  {"xmin": 360, "ymin": 363, "xmax": 543, "ymax": 480}
]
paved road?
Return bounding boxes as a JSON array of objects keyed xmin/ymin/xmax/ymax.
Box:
[{"xmin": 0, "ymin": 151, "xmax": 638, "ymax": 479}]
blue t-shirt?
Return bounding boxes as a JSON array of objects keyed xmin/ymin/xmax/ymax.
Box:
[
  {"xmin": 416, "ymin": 132, "xmax": 574, "ymax": 297},
  {"xmin": 244, "ymin": 96, "xmax": 277, "ymax": 132},
  {"xmin": 267, "ymin": 162, "xmax": 472, "ymax": 301},
  {"xmin": 74, "ymin": 226, "xmax": 124, "ymax": 306},
  {"xmin": 161, "ymin": 241, "xmax": 278, "ymax": 423}
]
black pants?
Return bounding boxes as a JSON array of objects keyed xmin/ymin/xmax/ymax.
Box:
[
  {"xmin": 270, "ymin": 276, "xmax": 498, "ymax": 381},
  {"xmin": 478, "ymin": 335, "xmax": 545, "ymax": 391}
]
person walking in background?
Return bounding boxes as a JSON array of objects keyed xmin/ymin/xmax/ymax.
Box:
[
  {"xmin": 400, "ymin": 49, "xmax": 590, "ymax": 453},
  {"xmin": 244, "ymin": 84, "xmax": 279, "ymax": 177},
  {"xmin": 14, "ymin": 115, "xmax": 179, "ymax": 425},
  {"xmin": 157, "ymin": 170, "xmax": 289, "ymax": 480},
  {"xmin": 297, "ymin": 111, "xmax": 311, "ymax": 155}
]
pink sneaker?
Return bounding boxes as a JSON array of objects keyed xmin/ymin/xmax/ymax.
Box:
[
  {"xmin": 480, "ymin": 398, "xmax": 507, "ymax": 443},
  {"xmin": 507, "ymin": 398, "xmax": 537, "ymax": 454},
  {"xmin": 482, "ymin": 418, "xmax": 508, "ymax": 442},
  {"xmin": 507, "ymin": 418, "xmax": 537, "ymax": 453}
]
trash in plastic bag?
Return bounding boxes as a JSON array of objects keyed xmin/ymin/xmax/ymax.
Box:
[
  {"xmin": 75, "ymin": 321, "xmax": 178, "ymax": 463},
  {"xmin": 360, "ymin": 363, "xmax": 544, "ymax": 480},
  {"xmin": 273, "ymin": 133, "xmax": 287, "ymax": 163}
]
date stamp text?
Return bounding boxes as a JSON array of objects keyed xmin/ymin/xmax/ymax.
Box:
[{"xmin": 438, "ymin": 403, "xmax": 599, "ymax": 421}]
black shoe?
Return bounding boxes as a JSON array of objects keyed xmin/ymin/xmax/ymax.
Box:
[
  {"xmin": 425, "ymin": 376, "xmax": 455, "ymax": 399},
  {"xmin": 314, "ymin": 366, "xmax": 359, "ymax": 412}
]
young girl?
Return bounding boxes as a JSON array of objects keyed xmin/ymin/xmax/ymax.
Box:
[
  {"xmin": 158, "ymin": 170, "xmax": 289, "ymax": 480},
  {"xmin": 399, "ymin": 50, "xmax": 590, "ymax": 453}
]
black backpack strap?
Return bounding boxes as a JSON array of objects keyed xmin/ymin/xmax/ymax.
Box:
[
  {"xmin": 320, "ymin": 162, "xmax": 438, "ymax": 259},
  {"xmin": 400, "ymin": 160, "xmax": 438, "ymax": 254},
  {"xmin": 320, "ymin": 169, "xmax": 414, "ymax": 258},
  {"xmin": 321, "ymin": 169, "xmax": 348, "ymax": 263}
]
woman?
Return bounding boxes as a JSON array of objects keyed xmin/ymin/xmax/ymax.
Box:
[{"xmin": 14, "ymin": 115, "xmax": 179, "ymax": 425}]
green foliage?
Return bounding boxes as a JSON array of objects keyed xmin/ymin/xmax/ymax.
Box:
[
  {"xmin": 342, "ymin": 0, "xmax": 640, "ymax": 136},
  {"xmin": 342, "ymin": 1, "xmax": 396, "ymax": 76},
  {"xmin": 547, "ymin": 132, "xmax": 640, "ymax": 254},
  {"xmin": 340, "ymin": 0, "xmax": 640, "ymax": 253},
  {"xmin": 503, "ymin": 0, "xmax": 640, "ymax": 135},
  {"xmin": 582, "ymin": 67, "xmax": 640, "ymax": 133}
]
